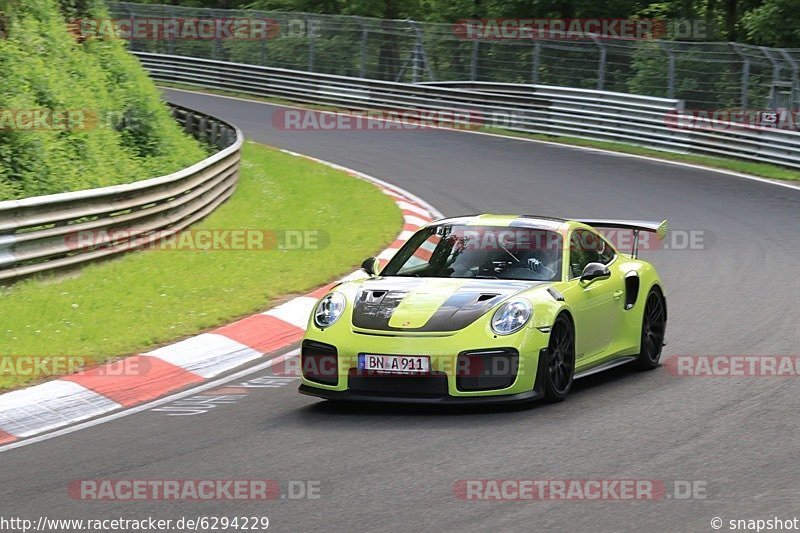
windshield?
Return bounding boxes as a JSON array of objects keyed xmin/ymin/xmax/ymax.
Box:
[{"xmin": 381, "ymin": 225, "xmax": 563, "ymax": 281}]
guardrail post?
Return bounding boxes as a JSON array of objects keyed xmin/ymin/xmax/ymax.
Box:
[
  {"xmin": 730, "ymin": 43, "xmax": 750, "ymax": 111},
  {"xmin": 198, "ymin": 115, "xmax": 208, "ymax": 143},
  {"xmin": 210, "ymin": 121, "xmax": 219, "ymax": 147},
  {"xmin": 185, "ymin": 111, "xmax": 195, "ymax": 135},
  {"xmin": 592, "ymin": 36, "xmax": 607, "ymax": 91},
  {"xmin": 531, "ymin": 42, "xmax": 541, "ymax": 85}
]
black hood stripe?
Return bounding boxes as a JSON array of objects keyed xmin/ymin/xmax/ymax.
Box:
[{"xmin": 351, "ymin": 278, "xmax": 544, "ymax": 332}]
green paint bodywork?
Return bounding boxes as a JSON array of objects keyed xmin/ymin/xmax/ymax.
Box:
[{"xmin": 301, "ymin": 216, "xmax": 666, "ymax": 400}]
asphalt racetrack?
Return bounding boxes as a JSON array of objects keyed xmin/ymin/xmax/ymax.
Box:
[{"xmin": 1, "ymin": 89, "xmax": 799, "ymax": 532}]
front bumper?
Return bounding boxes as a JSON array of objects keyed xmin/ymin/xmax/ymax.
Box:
[{"xmin": 299, "ymin": 324, "xmax": 550, "ymax": 404}]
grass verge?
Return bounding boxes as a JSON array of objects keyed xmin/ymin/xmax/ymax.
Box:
[
  {"xmin": 0, "ymin": 141, "xmax": 401, "ymax": 390},
  {"xmin": 158, "ymin": 81, "xmax": 800, "ymax": 183}
]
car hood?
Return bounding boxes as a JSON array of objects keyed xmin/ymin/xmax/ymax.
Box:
[{"xmin": 350, "ymin": 277, "xmax": 546, "ymax": 332}]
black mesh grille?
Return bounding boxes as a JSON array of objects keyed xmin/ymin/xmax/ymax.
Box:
[
  {"xmin": 301, "ymin": 340, "xmax": 338, "ymax": 386},
  {"xmin": 347, "ymin": 369, "xmax": 448, "ymax": 397},
  {"xmin": 456, "ymin": 348, "xmax": 519, "ymax": 391}
]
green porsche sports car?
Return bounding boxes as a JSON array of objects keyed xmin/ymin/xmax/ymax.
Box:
[{"xmin": 299, "ymin": 215, "xmax": 668, "ymax": 404}]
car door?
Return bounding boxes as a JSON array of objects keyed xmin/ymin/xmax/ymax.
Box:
[{"xmin": 561, "ymin": 228, "xmax": 624, "ymax": 363}]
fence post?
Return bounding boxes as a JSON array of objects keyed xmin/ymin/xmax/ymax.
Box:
[
  {"xmin": 359, "ymin": 23, "xmax": 368, "ymax": 78},
  {"xmin": 658, "ymin": 42, "xmax": 676, "ymax": 99},
  {"xmin": 213, "ymin": 17, "xmax": 221, "ymax": 60},
  {"xmin": 411, "ymin": 42, "xmax": 420, "ymax": 83},
  {"xmin": 166, "ymin": 5, "xmax": 176, "ymax": 55},
  {"xmin": 259, "ymin": 11, "xmax": 268, "ymax": 66},
  {"xmin": 730, "ymin": 43, "xmax": 750, "ymax": 111},
  {"xmin": 125, "ymin": 6, "xmax": 137, "ymax": 52},
  {"xmin": 531, "ymin": 41, "xmax": 541, "ymax": 85},
  {"xmin": 470, "ymin": 40, "xmax": 479, "ymax": 81},
  {"xmin": 408, "ymin": 20, "xmax": 434, "ymax": 82},
  {"xmin": 307, "ymin": 14, "xmax": 315, "ymax": 72},
  {"xmin": 760, "ymin": 47, "xmax": 782, "ymax": 109},
  {"xmin": 777, "ymin": 49, "xmax": 799, "ymax": 111},
  {"xmin": 592, "ymin": 36, "xmax": 607, "ymax": 90}
]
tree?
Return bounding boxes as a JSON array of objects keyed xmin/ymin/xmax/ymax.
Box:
[{"xmin": 741, "ymin": 0, "xmax": 800, "ymax": 47}]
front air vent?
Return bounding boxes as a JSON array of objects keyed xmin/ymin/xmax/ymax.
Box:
[
  {"xmin": 456, "ymin": 348, "xmax": 519, "ymax": 391},
  {"xmin": 547, "ymin": 287, "xmax": 565, "ymax": 302},
  {"xmin": 301, "ymin": 340, "xmax": 339, "ymax": 385},
  {"xmin": 477, "ymin": 293, "xmax": 499, "ymax": 302},
  {"xmin": 347, "ymin": 369, "xmax": 448, "ymax": 397},
  {"xmin": 624, "ymin": 273, "xmax": 640, "ymax": 310}
]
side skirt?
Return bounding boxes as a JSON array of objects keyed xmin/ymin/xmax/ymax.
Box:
[{"xmin": 574, "ymin": 356, "xmax": 637, "ymax": 380}]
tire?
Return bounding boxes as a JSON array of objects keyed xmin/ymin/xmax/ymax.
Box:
[
  {"xmin": 634, "ymin": 287, "xmax": 667, "ymax": 370},
  {"xmin": 543, "ymin": 314, "xmax": 576, "ymax": 402}
]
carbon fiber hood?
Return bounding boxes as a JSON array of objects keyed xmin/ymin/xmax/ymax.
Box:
[{"xmin": 351, "ymin": 277, "xmax": 544, "ymax": 332}]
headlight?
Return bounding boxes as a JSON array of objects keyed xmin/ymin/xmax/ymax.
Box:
[
  {"xmin": 313, "ymin": 292, "xmax": 346, "ymax": 328},
  {"xmin": 491, "ymin": 299, "xmax": 532, "ymax": 335}
]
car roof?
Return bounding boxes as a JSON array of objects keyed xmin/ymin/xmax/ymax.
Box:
[{"xmin": 428, "ymin": 214, "xmax": 571, "ymax": 231}]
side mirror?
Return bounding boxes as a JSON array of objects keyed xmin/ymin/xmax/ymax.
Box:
[
  {"xmin": 361, "ymin": 256, "xmax": 380, "ymax": 277},
  {"xmin": 580, "ymin": 262, "xmax": 610, "ymax": 282}
]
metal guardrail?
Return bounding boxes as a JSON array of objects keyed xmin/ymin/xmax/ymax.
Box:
[
  {"xmin": 0, "ymin": 104, "xmax": 243, "ymax": 283},
  {"xmin": 134, "ymin": 52, "xmax": 800, "ymax": 169},
  {"xmin": 420, "ymin": 81, "xmax": 800, "ymax": 168}
]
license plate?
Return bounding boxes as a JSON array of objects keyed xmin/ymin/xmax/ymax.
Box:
[{"xmin": 358, "ymin": 354, "xmax": 430, "ymax": 374}]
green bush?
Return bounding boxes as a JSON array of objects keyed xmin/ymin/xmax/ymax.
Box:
[{"xmin": 0, "ymin": 0, "xmax": 207, "ymax": 201}]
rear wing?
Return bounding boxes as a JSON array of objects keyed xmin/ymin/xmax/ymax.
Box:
[{"xmin": 576, "ymin": 219, "xmax": 668, "ymax": 259}]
